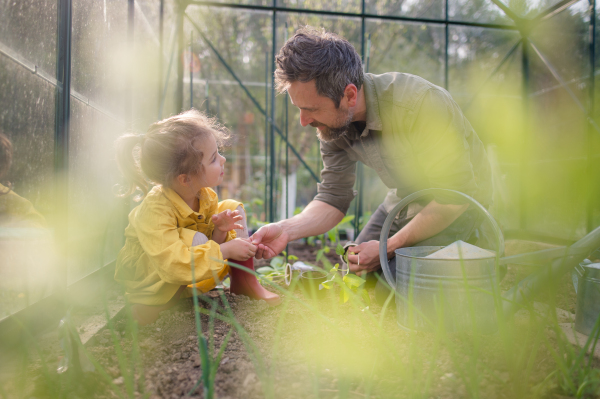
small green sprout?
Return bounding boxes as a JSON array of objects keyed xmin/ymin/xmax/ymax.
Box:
[
  {"xmin": 256, "ymin": 256, "xmax": 286, "ymax": 282},
  {"xmin": 319, "ymin": 263, "xmax": 370, "ymax": 306}
]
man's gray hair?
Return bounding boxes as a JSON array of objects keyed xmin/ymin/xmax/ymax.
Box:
[{"xmin": 275, "ymin": 26, "xmax": 363, "ymax": 108}]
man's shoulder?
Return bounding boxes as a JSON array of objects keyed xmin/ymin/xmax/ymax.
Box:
[{"xmin": 367, "ymin": 72, "xmax": 445, "ymax": 110}]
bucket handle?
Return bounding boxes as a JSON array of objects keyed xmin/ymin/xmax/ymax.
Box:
[{"xmin": 378, "ymin": 188, "xmax": 505, "ymax": 290}]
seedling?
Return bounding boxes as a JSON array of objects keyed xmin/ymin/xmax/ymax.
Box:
[
  {"xmin": 189, "ymin": 253, "xmax": 233, "ymax": 399},
  {"xmin": 256, "ymin": 252, "xmax": 298, "ymax": 282},
  {"xmin": 319, "ymin": 263, "xmax": 370, "ymax": 306}
]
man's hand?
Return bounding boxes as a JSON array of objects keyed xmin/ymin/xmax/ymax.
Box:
[
  {"xmin": 250, "ymin": 224, "xmax": 289, "ymax": 259},
  {"xmin": 220, "ymin": 238, "xmax": 257, "ymax": 261},
  {"xmin": 212, "ymin": 209, "xmax": 244, "ymax": 233},
  {"xmin": 346, "ymin": 240, "xmax": 387, "ymax": 276}
]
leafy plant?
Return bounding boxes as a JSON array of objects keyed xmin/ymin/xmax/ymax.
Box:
[
  {"xmin": 256, "ymin": 256, "xmax": 286, "ymax": 282},
  {"xmin": 319, "ymin": 263, "xmax": 370, "ymax": 306}
]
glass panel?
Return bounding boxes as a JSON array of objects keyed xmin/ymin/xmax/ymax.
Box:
[
  {"xmin": 447, "ymin": 26, "xmax": 522, "ymax": 230},
  {"xmin": 185, "ymin": 7, "xmax": 272, "ymax": 94},
  {"xmin": 132, "ymin": 0, "xmax": 164, "ymax": 129},
  {"xmin": 156, "ymin": 0, "xmax": 180, "ymax": 119},
  {"xmin": 522, "ymin": 0, "xmax": 591, "ymax": 239},
  {"xmin": 449, "ymin": 0, "xmax": 512, "ymax": 24},
  {"xmin": 67, "ymin": 102, "xmax": 128, "ymax": 284},
  {"xmin": 366, "ymin": 20, "xmax": 445, "ymax": 87},
  {"xmin": 71, "ymin": 0, "xmax": 129, "ymax": 117},
  {"xmin": 529, "ymin": 0, "xmax": 589, "ymax": 104},
  {"xmin": 194, "ymin": 0, "xmax": 271, "ymax": 6},
  {"xmin": 185, "ymin": 6, "xmax": 273, "ymax": 224},
  {"xmin": 0, "ymin": 58, "xmax": 56, "ymax": 319},
  {"xmin": 447, "ymin": 26, "xmax": 522, "ymax": 107},
  {"xmin": 365, "ymin": 0, "xmax": 444, "ymax": 20},
  {"xmin": 277, "ymin": 0, "xmax": 361, "ymax": 13},
  {"xmin": 0, "ymin": 0, "xmax": 57, "ymax": 77},
  {"xmin": 450, "ymin": 0, "xmax": 580, "ymax": 24},
  {"xmin": 277, "ymin": 12, "xmax": 363, "ymax": 54}
]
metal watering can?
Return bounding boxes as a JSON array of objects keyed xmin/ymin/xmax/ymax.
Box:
[
  {"xmin": 378, "ymin": 188, "xmax": 600, "ymax": 334},
  {"xmin": 572, "ymin": 253, "xmax": 600, "ymax": 336},
  {"xmin": 378, "ymin": 189, "xmax": 504, "ymax": 333}
]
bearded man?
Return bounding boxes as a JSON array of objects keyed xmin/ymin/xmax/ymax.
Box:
[{"xmin": 251, "ymin": 27, "xmax": 493, "ymax": 303}]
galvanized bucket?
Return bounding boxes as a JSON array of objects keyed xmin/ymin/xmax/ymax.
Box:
[
  {"xmin": 573, "ymin": 261, "xmax": 600, "ymax": 336},
  {"xmin": 379, "ymin": 189, "xmax": 504, "ymax": 333}
]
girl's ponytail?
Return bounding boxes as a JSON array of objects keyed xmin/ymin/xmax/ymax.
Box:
[{"xmin": 115, "ymin": 134, "xmax": 149, "ymax": 200}]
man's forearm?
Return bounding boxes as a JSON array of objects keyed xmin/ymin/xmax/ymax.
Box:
[
  {"xmin": 278, "ymin": 200, "xmax": 345, "ymax": 242},
  {"xmin": 387, "ymin": 200, "xmax": 469, "ymax": 255}
]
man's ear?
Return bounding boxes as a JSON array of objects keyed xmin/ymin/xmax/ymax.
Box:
[
  {"xmin": 344, "ymin": 84, "xmax": 358, "ymax": 107},
  {"xmin": 176, "ymin": 173, "xmax": 190, "ymax": 186}
]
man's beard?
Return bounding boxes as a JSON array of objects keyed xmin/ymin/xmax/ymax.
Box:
[{"xmin": 312, "ymin": 108, "xmax": 353, "ymax": 142}]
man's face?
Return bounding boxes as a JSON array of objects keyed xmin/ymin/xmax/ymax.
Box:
[{"xmin": 287, "ymin": 80, "xmax": 353, "ymax": 142}]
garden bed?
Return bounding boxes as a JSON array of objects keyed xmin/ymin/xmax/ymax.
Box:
[{"xmin": 0, "ymin": 240, "xmax": 593, "ymax": 399}]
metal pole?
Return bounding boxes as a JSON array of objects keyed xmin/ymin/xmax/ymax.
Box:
[
  {"xmin": 176, "ymin": 6, "xmax": 185, "ymax": 112},
  {"xmin": 520, "ymin": 37, "xmax": 530, "ymax": 230},
  {"xmin": 264, "ymin": 51, "xmax": 269, "ymax": 220},
  {"xmin": 158, "ymin": 0, "xmax": 164, "ymax": 116},
  {"xmin": 285, "ymin": 24, "xmax": 289, "ymax": 263},
  {"xmin": 55, "ymin": 0, "xmax": 72, "ymax": 304},
  {"xmin": 158, "ymin": 13, "xmax": 182, "ymax": 119},
  {"xmin": 190, "ymin": 31, "xmax": 194, "ymax": 109},
  {"xmin": 285, "ymin": 94, "xmax": 290, "ymax": 261},
  {"xmin": 127, "ymin": 0, "xmax": 134, "ymax": 124},
  {"xmin": 269, "ymin": 5, "xmax": 277, "ymax": 222},
  {"xmin": 216, "ymin": 95, "xmax": 220, "ymax": 119},
  {"xmin": 587, "ymin": 0, "xmax": 596, "ymax": 233},
  {"xmin": 354, "ymin": 0, "xmax": 366, "ymax": 240},
  {"xmin": 205, "ymin": 80, "xmax": 210, "ymax": 114},
  {"xmin": 444, "ymin": 0, "xmax": 449, "ymax": 90}
]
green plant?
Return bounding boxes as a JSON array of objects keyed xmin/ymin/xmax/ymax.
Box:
[
  {"xmin": 256, "ymin": 252, "xmax": 299, "ymax": 282},
  {"xmin": 256, "ymin": 255, "xmax": 286, "ymax": 281},
  {"xmin": 189, "ymin": 254, "xmax": 234, "ymax": 398},
  {"xmin": 319, "ymin": 263, "xmax": 370, "ymax": 306}
]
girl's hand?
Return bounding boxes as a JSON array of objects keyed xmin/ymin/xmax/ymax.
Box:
[
  {"xmin": 220, "ymin": 238, "xmax": 257, "ymax": 261},
  {"xmin": 212, "ymin": 209, "xmax": 244, "ymax": 233}
]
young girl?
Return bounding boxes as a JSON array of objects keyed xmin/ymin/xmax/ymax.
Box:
[{"xmin": 114, "ymin": 110, "xmax": 280, "ymax": 326}]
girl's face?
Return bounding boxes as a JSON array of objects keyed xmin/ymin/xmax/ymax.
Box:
[{"xmin": 191, "ymin": 134, "xmax": 226, "ymax": 189}]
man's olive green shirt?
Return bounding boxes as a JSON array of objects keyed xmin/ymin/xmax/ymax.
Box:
[{"xmin": 314, "ymin": 72, "xmax": 492, "ymax": 215}]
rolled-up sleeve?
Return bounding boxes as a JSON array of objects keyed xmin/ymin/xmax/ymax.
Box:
[
  {"xmin": 313, "ymin": 140, "xmax": 357, "ymax": 214},
  {"xmin": 409, "ymin": 89, "xmax": 479, "ymax": 204},
  {"xmin": 135, "ymin": 203, "xmax": 225, "ymax": 286}
]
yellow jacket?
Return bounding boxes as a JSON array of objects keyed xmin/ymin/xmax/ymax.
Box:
[
  {"xmin": 115, "ymin": 186, "xmax": 241, "ymax": 305},
  {"xmin": 0, "ymin": 183, "xmax": 47, "ymax": 228}
]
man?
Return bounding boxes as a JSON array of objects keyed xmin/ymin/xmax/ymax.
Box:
[{"xmin": 251, "ymin": 27, "xmax": 492, "ymax": 302}]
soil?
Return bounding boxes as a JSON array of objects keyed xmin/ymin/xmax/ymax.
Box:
[{"xmin": 0, "ymin": 241, "xmax": 592, "ymax": 399}]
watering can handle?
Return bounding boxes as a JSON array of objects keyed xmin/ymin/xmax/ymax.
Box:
[
  {"xmin": 378, "ymin": 188, "xmax": 505, "ymax": 290},
  {"xmin": 572, "ymin": 263, "xmax": 586, "ymax": 294}
]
